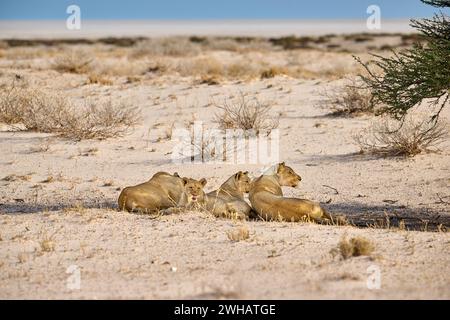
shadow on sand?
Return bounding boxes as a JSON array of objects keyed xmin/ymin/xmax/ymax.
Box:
[
  {"xmin": 1, "ymin": 198, "xmax": 448, "ymax": 232},
  {"xmin": 323, "ymin": 201, "xmax": 449, "ymax": 232}
]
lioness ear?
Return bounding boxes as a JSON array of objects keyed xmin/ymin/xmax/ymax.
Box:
[
  {"xmin": 182, "ymin": 177, "xmax": 189, "ymax": 185},
  {"xmin": 243, "ymin": 171, "xmax": 249, "ymax": 175},
  {"xmin": 235, "ymin": 171, "xmax": 243, "ymax": 180},
  {"xmin": 277, "ymin": 162, "xmax": 286, "ymax": 173},
  {"xmin": 174, "ymin": 172, "xmax": 180, "ymax": 177},
  {"xmin": 200, "ymin": 178, "xmax": 207, "ymax": 187}
]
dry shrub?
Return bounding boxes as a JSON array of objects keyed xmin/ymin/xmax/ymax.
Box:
[
  {"xmin": 337, "ymin": 236, "xmax": 374, "ymax": 259},
  {"xmin": 324, "ymin": 81, "xmax": 375, "ymax": 116},
  {"xmin": 226, "ymin": 61, "xmax": 259, "ymax": 79},
  {"xmin": 53, "ymin": 99, "xmax": 141, "ymax": 140},
  {"xmin": 202, "ymin": 37, "xmax": 273, "ymax": 52},
  {"xmin": 39, "ymin": 229, "xmax": 59, "ymax": 253},
  {"xmin": 2, "ymin": 174, "xmax": 33, "ymax": 182},
  {"xmin": 196, "ymin": 75, "xmax": 221, "ymax": 85},
  {"xmin": 87, "ymin": 73, "xmax": 113, "ymax": 85},
  {"xmin": 190, "ymin": 128, "xmax": 219, "ymax": 162},
  {"xmin": 260, "ymin": 66, "xmax": 288, "ymax": 79},
  {"xmin": 176, "ymin": 56, "xmax": 224, "ymax": 77},
  {"xmin": 0, "ymin": 83, "xmax": 141, "ymax": 140},
  {"xmin": 93, "ymin": 58, "xmax": 148, "ymax": 77},
  {"xmin": 203, "ymin": 38, "xmax": 241, "ymax": 52},
  {"xmin": 0, "ymin": 84, "xmax": 69, "ymax": 131},
  {"xmin": 226, "ymin": 225, "xmax": 250, "ymax": 242},
  {"xmin": 354, "ymin": 115, "xmax": 448, "ymax": 157},
  {"xmin": 130, "ymin": 37, "xmax": 200, "ymax": 58},
  {"xmin": 214, "ymin": 93, "xmax": 279, "ymax": 135},
  {"xmin": 176, "ymin": 57, "xmax": 262, "ymax": 80},
  {"xmin": 52, "ymin": 49, "xmax": 93, "ymax": 74}
]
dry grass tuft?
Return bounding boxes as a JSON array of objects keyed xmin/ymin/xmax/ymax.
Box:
[
  {"xmin": 260, "ymin": 66, "xmax": 287, "ymax": 79},
  {"xmin": 214, "ymin": 93, "xmax": 279, "ymax": 135},
  {"xmin": 40, "ymin": 231, "xmax": 57, "ymax": 253},
  {"xmin": 323, "ymin": 81, "xmax": 375, "ymax": 116},
  {"xmin": 41, "ymin": 176, "xmax": 54, "ymax": 183},
  {"xmin": 354, "ymin": 115, "xmax": 448, "ymax": 157},
  {"xmin": 2, "ymin": 174, "xmax": 33, "ymax": 182},
  {"xmin": 0, "ymin": 83, "xmax": 141, "ymax": 140},
  {"xmin": 103, "ymin": 180, "xmax": 114, "ymax": 187},
  {"xmin": 52, "ymin": 49, "xmax": 93, "ymax": 74},
  {"xmin": 87, "ymin": 73, "xmax": 113, "ymax": 85},
  {"xmin": 226, "ymin": 225, "xmax": 250, "ymax": 242},
  {"xmin": 337, "ymin": 236, "xmax": 374, "ymax": 259}
]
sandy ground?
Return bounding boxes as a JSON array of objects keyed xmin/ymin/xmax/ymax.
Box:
[{"xmin": 0, "ymin": 35, "xmax": 449, "ymax": 299}]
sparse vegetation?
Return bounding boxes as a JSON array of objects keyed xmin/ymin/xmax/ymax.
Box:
[
  {"xmin": 40, "ymin": 232, "xmax": 56, "ymax": 253},
  {"xmin": 214, "ymin": 94, "xmax": 279, "ymax": 135},
  {"xmin": 87, "ymin": 73, "xmax": 113, "ymax": 85},
  {"xmin": 52, "ymin": 49, "xmax": 93, "ymax": 74},
  {"xmin": 130, "ymin": 37, "xmax": 200, "ymax": 58},
  {"xmin": 260, "ymin": 66, "xmax": 287, "ymax": 79},
  {"xmin": 226, "ymin": 225, "xmax": 250, "ymax": 242},
  {"xmin": 356, "ymin": 0, "xmax": 450, "ymax": 122},
  {"xmin": 354, "ymin": 114, "xmax": 448, "ymax": 157},
  {"xmin": 2, "ymin": 173, "xmax": 33, "ymax": 182},
  {"xmin": 103, "ymin": 180, "xmax": 114, "ymax": 187},
  {"xmin": 0, "ymin": 83, "xmax": 141, "ymax": 140},
  {"xmin": 41, "ymin": 176, "xmax": 54, "ymax": 183},
  {"xmin": 324, "ymin": 81, "xmax": 376, "ymax": 116},
  {"xmin": 336, "ymin": 236, "xmax": 375, "ymax": 259}
]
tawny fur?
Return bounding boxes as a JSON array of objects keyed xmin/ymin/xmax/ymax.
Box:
[
  {"xmin": 118, "ymin": 172, "xmax": 207, "ymax": 213},
  {"xmin": 249, "ymin": 162, "xmax": 331, "ymax": 222},
  {"xmin": 206, "ymin": 171, "xmax": 253, "ymax": 219}
]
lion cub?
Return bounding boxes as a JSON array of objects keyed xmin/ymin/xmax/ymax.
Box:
[
  {"xmin": 118, "ymin": 172, "xmax": 207, "ymax": 213},
  {"xmin": 206, "ymin": 171, "xmax": 253, "ymax": 219},
  {"xmin": 249, "ymin": 162, "xmax": 331, "ymax": 222}
]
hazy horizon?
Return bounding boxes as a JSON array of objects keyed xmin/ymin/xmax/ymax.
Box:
[{"xmin": 0, "ymin": 19, "xmax": 416, "ymax": 39}]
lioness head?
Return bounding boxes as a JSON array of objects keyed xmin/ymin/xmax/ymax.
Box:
[
  {"xmin": 182, "ymin": 177, "xmax": 207, "ymax": 204},
  {"xmin": 276, "ymin": 162, "xmax": 302, "ymax": 187},
  {"xmin": 234, "ymin": 171, "xmax": 251, "ymax": 193}
]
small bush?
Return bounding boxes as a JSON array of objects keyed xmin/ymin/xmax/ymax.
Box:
[
  {"xmin": 214, "ymin": 93, "xmax": 279, "ymax": 135},
  {"xmin": 324, "ymin": 82, "xmax": 375, "ymax": 116},
  {"xmin": 176, "ymin": 56, "xmax": 224, "ymax": 77},
  {"xmin": 338, "ymin": 236, "xmax": 374, "ymax": 259},
  {"xmin": 0, "ymin": 83, "xmax": 141, "ymax": 140},
  {"xmin": 52, "ymin": 49, "xmax": 93, "ymax": 74},
  {"xmin": 87, "ymin": 73, "xmax": 113, "ymax": 85},
  {"xmin": 260, "ymin": 66, "xmax": 287, "ymax": 79},
  {"xmin": 354, "ymin": 114, "xmax": 448, "ymax": 157},
  {"xmin": 226, "ymin": 225, "xmax": 250, "ymax": 242},
  {"xmin": 130, "ymin": 37, "xmax": 200, "ymax": 58}
]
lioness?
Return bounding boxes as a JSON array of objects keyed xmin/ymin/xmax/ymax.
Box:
[
  {"xmin": 206, "ymin": 171, "xmax": 253, "ymax": 219},
  {"xmin": 118, "ymin": 171, "xmax": 207, "ymax": 213},
  {"xmin": 249, "ymin": 162, "xmax": 331, "ymax": 222}
]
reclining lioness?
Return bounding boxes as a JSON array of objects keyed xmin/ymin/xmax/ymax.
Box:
[
  {"xmin": 249, "ymin": 162, "xmax": 331, "ymax": 222},
  {"xmin": 118, "ymin": 171, "xmax": 207, "ymax": 213},
  {"xmin": 206, "ymin": 171, "xmax": 253, "ymax": 219}
]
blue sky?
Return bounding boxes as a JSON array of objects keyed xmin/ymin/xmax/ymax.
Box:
[{"xmin": 0, "ymin": 0, "xmax": 442, "ymax": 20}]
